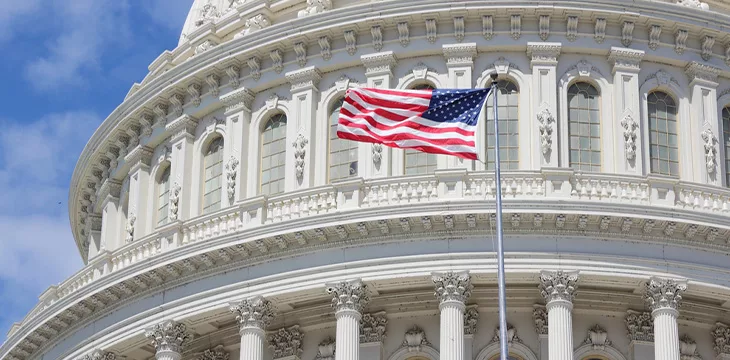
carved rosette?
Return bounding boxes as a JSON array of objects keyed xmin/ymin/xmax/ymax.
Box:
[
  {"xmin": 267, "ymin": 325, "xmax": 304, "ymax": 359},
  {"xmin": 464, "ymin": 306, "xmax": 479, "ymax": 335},
  {"xmin": 621, "ymin": 114, "xmax": 638, "ymax": 160},
  {"xmin": 78, "ymin": 349, "xmax": 116, "ymax": 360},
  {"xmin": 701, "ymin": 128, "xmax": 717, "ymax": 174},
  {"xmin": 315, "ymin": 337, "xmax": 335, "ymax": 360},
  {"xmin": 712, "ymin": 322, "xmax": 730, "ymax": 355},
  {"xmin": 431, "ymin": 271, "xmax": 472, "ymax": 304},
  {"xmin": 533, "ymin": 305, "xmax": 548, "ymax": 335},
  {"xmin": 536, "ymin": 106, "xmax": 555, "ymax": 155},
  {"xmin": 625, "ymin": 310, "xmax": 654, "ymax": 342},
  {"xmin": 169, "ymin": 182, "xmax": 181, "ymax": 221},
  {"xmin": 583, "ymin": 325, "xmax": 611, "ymax": 350},
  {"xmin": 225, "ymin": 156, "xmax": 239, "ymax": 202},
  {"xmin": 229, "ymin": 296, "xmax": 276, "ymax": 330},
  {"xmin": 538, "ymin": 270, "xmax": 579, "ymax": 304},
  {"xmin": 326, "ymin": 279, "xmax": 369, "ymax": 313},
  {"xmin": 198, "ymin": 345, "xmax": 229, "ymax": 360},
  {"xmin": 360, "ymin": 312, "xmax": 387, "ymax": 343},
  {"xmin": 144, "ymin": 320, "xmax": 193, "ymax": 355},
  {"xmin": 644, "ymin": 277, "xmax": 687, "ymax": 312},
  {"xmin": 292, "ymin": 134, "xmax": 308, "ymax": 181},
  {"xmin": 402, "ymin": 326, "xmax": 430, "ymax": 352}
]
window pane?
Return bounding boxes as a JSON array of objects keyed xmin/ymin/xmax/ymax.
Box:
[
  {"xmin": 328, "ymin": 98, "xmax": 359, "ymax": 182},
  {"xmin": 157, "ymin": 166, "xmax": 171, "ymax": 226},
  {"xmin": 203, "ymin": 137, "xmax": 224, "ymax": 214},
  {"xmin": 648, "ymin": 91, "xmax": 679, "ymax": 176},
  {"xmin": 261, "ymin": 114, "xmax": 288, "ymax": 195},
  {"xmin": 485, "ymin": 80, "xmax": 519, "ymax": 170},
  {"xmin": 723, "ymin": 107, "xmax": 730, "ymax": 186},
  {"xmin": 567, "ymin": 82, "xmax": 601, "ymax": 171}
]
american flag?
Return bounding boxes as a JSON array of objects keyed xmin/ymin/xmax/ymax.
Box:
[{"xmin": 336, "ymin": 87, "xmax": 491, "ymax": 160}]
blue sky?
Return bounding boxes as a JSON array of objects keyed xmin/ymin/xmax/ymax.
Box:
[{"xmin": 0, "ymin": 0, "xmax": 193, "ymax": 340}]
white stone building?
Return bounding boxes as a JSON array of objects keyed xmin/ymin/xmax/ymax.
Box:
[{"xmin": 3, "ymin": 1, "xmax": 730, "ymax": 360}]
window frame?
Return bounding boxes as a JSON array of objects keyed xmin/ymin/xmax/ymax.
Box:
[
  {"xmin": 327, "ymin": 97, "xmax": 359, "ymax": 183},
  {"xmin": 646, "ymin": 90, "xmax": 680, "ymax": 177},
  {"xmin": 566, "ymin": 81, "xmax": 602, "ymax": 172},
  {"xmin": 202, "ymin": 136, "xmax": 225, "ymax": 214},
  {"xmin": 260, "ymin": 113, "xmax": 288, "ymax": 196}
]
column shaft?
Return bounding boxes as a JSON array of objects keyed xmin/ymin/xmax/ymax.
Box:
[
  {"xmin": 547, "ymin": 300, "xmax": 573, "ymax": 360},
  {"xmin": 653, "ymin": 309, "xmax": 680, "ymax": 360},
  {"xmin": 240, "ymin": 327, "xmax": 266, "ymax": 360},
  {"xmin": 336, "ymin": 309, "xmax": 361, "ymax": 360},
  {"xmin": 439, "ymin": 301, "xmax": 465, "ymax": 360}
]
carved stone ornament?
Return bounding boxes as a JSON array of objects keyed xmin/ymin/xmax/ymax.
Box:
[
  {"xmin": 583, "ymin": 325, "xmax": 611, "ymax": 350},
  {"xmin": 195, "ymin": 40, "xmax": 218, "ymax": 55},
  {"xmin": 169, "ymin": 182, "xmax": 181, "ymax": 221},
  {"xmin": 326, "ymin": 279, "xmax": 369, "ymax": 313},
  {"xmin": 431, "ymin": 271, "xmax": 473, "ymax": 304},
  {"xmin": 78, "ymin": 349, "xmax": 116, "ymax": 360},
  {"xmin": 539, "ymin": 270, "xmax": 579, "ymax": 303},
  {"xmin": 492, "ymin": 323, "xmax": 521, "ymax": 344},
  {"xmin": 402, "ymin": 326, "xmax": 430, "ymax": 352},
  {"xmin": 679, "ymin": 335, "xmax": 701, "ymax": 360},
  {"xmin": 315, "ymin": 337, "xmax": 335, "ymax": 360},
  {"xmin": 533, "ymin": 306, "xmax": 548, "ymax": 335},
  {"xmin": 536, "ymin": 105, "xmax": 555, "ymax": 155},
  {"xmin": 464, "ymin": 306, "xmax": 479, "ymax": 335},
  {"xmin": 195, "ymin": 3, "xmax": 221, "ymax": 27},
  {"xmin": 372, "ymin": 143, "xmax": 383, "ymax": 166},
  {"xmin": 229, "ymin": 296, "xmax": 276, "ymax": 330},
  {"xmin": 144, "ymin": 320, "xmax": 193, "ymax": 355},
  {"xmin": 701, "ymin": 128, "xmax": 717, "ymax": 174},
  {"xmin": 360, "ymin": 312, "xmax": 387, "ymax": 343},
  {"xmin": 621, "ymin": 113, "xmax": 639, "ymax": 160},
  {"xmin": 198, "ymin": 345, "xmax": 229, "ymax": 360},
  {"xmin": 677, "ymin": 0, "xmax": 709, "ymax": 10},
  {"xmin": 712, "ymin": 322, "xmax": 730, "ymax": 355},
  {"xmin": 644, "ymin": 277, "xmax": 688, "ymax": 311},
  {"xmin": 267, "ymin": 325, "xmax": 304, "ymax": 359},
  {"xmin": 625, "ymin": 310, "xmax": 653, "ymax": 342},
  {"xmin": 292, "ymin": 134, "xmax": 308, "ymax": 181},
  {"xmin": 225, "ymin": 156, "xmax": 238, "ymax": 202},
  {"xmin": 298, "ymin": 0, "xmax": 332, "ymax": 18},
  {"xmin": 236, "ymin": 14, "xmax": 271, "ymax": 38},
  {"xmin": 124, "ymin": 213, "xmax": 136, "ymax": 243}
]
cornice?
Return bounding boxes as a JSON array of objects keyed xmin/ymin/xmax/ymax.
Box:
[
  {"xmin": 285, "ymin": 66, "xmax": 323, "ymax": 92},
  {"xmin": 220, "ymin": 87, "xmax": 255, "ymax": 114},
  {"xmin": 685, "ymin": 61, "xmax": 721, "ymax": 86},
  {"xmin": 442, "ymin": 43, "xmax": 477, "ymax": 66},
  {"xmin": 361, "ymin": 51, "xmax": 397, "ymax": 76},
  {"xmin": 607, "ymin": 47, "xmax": 645, "ymax": 73},
  {"xmin": 165, "ymin": 114, "xmax": 199, "ymax": 142},
  {"xmin": 526, "ymin": 42, "xmax": 561, "ymax": 66}
]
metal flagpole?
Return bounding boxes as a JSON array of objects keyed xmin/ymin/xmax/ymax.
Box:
[{"xmin": 489, "ymin": 73, "xmax": 509, "ymax": 360}]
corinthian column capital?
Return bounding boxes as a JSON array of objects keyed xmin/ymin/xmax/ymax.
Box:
[
  {"xmin": 229, "ymin": 296, "xmax": 276, "ymax": 331},
  {"xmin": 432, "ymin": 271, "xmax": 472, "ymax": 304},
  {"xmin": 538, "ymin": 270, "xmax": 579, "ymax": 304},
  {"xmin": 326, "ymin": 279, "xmax": 369, "ymax": 313},
  {"xmin": 144, "ymin": 320, "xmax": 193, "ymax": 355},
  {"xmin": 644, "ymin": 277, "xmax": 687, "ymax": 313}
]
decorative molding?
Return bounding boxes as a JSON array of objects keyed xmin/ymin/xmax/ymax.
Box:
[
  {"xmin": 536, "ymin": 105, "xmax": 555, "ymax": 155},
  {"xmin": 229, "ymin": 296, "xmax": 275, "ymax": 329},
  {"xmin": 372, "ymin": 143, "xmax": 383, "ymax": 166},
  {"xmin": 205, "ymin": 73, "xmax": 220, "ymax": 97},
  {"xmin": 344, "ymin": 30, "xmax": 357, "ymax": 55},
  {"xmin": 649, "ymin": 25, "xmax": 662, "ymax": 50},
  {"xmin": 511, "ymin": 15, "xmax": 521, "ymax": 40},
  {"xmin": 679, "ymin": 335, "xmax": 701, "ymax": 360},
  {"xmin": 643, "ymin": 70, "xmax": 679, "ymax": 87},
  {"xmin": 621, "ymin": 21, "xmax": 634, "ymax": 47},
  {"xmin": 271, "ymin": 50, "xmax": 284, "ymax": 73},
  {"xmin": 292, "ymin": 134, "xmax": 308, "ymax": 181},
  {"xmin": 483, "ymin": 15, "xmax": 493, "ymax": 40},
  {"xmin": 371, "ymin": 25, "xmax": 383, "ymax": 52},
  {"xmin": 425, "ymin": 18, "xmax": 437, "ymax": 43},
  {"xmin": 166, "ymin": 114, "xmax": 199, "ymax": 141},
  {"xmin": 124, "ymin": 213, "xmax": 136, "ymax": 243},
  {"xmin": 607, "ymin": 47, "xmax": 644, "ymax": 72},
  {"xmin": 712, "ymin": 322, "xmax": 730, "ymax": 355},
  {"xmin": 702, "ymin": 127, "xmax": 718, "ymax": 174},
  {"xmin": 402, "ymin": 326, "xmax": 430, "ymax": 352},
  {"xmin": 566, "ymin": 16, "xmax": 578, "ymax": 42},
  {"xmin": 527, "ymin": 43, "xmax": 561, "ymax": 66},
  {"xmin": 491, "ymin": 323, "xmax": 521, "ymax": 344},
  {"xmin": 294, "ymin": 42, "xmax": 307, "ymax": 67},
  {"xmin": 198, "ymin": 345, "xmax": 229, "ymax": 360},
  {"xmin": 225, "ymin": 156, "xmax": 238, "ymax": 202},
  {"xmin": 168, "ymin": 182, "xmax": 181, "ymax": 221},
  {"xmin": 194, "ymin": 40, "xmax": 217, "ymax": 56},
  {"xmin": 675, "ymin": 29, "xmax": 689, "ymax": 54},
  {"xmin": 539, "ymin": 15, "xmax": 550, "ymax": 41},
  {"xmin": 644, "ymin": 277, "xmax": 687, "ymax": 311},
  {"xmin": 315, "ymin": 337, "xmax": 335, "ymax": 360},
  {"xmin": 236, "ymin": 14, "xmax": 271, "ymax": 38},
  {"xmin": 621, "ymin": 113, "xmax": 638, "ymax": 160},
  {"xmin": 565, "ymin": 59, "xmax": 601, "ymax": 77},
  {"xmin": 594, "ymin": 18, "xmax": 606, "ymax": 43},
  {"xmin": 268, "ymin": 325, "xmax": 304, "ymax": 359},
  {"xmin": 297, "ymin": 0, "xmax": 332, "ymax": 18},
  {"xmin": 319, "ymin": 36, "xmax": 332, "ymax": 61},
  {"xmin": 533, "ymin": 305, "xmax": 548, "ymax": 335},
  {"xmin": 538, "ymin": 270, "xmax": 579, "ymax": 303},
  {"xmin": 360, "ymin": 311, "xmax": 387, "ymax": 343},
  {"xmin": 226, "ymin": 64, "xmax": 240, "ymax": 89},
  {"xmin": 397, "ymin": 22, "xmax": 409, "ymax": 47},
  {"xmin": 454, "ymin": 16, "xmax": 465, "ymax": 42},
  {"xmin": 78, "ymin": 349, "xmax": 116, "ymax": 360},
  {"xmin": 220, "ymin": 87, "xmax": 255, "ymax": 114},
  {"xmin": 464, "ymin": 305, "xmax": 479, "ymax": 335},
  {"xmin": 326, "ymin": 279, "xmax": 368, "ymax": 313},
  {"xmin": 361, "ymin": 51, "xmax": 397, "ymax": 75},
  {"xmin": 144, "ymin": 320, "xmax": 193, "ymax": 355},
  {"xmin": 677, "ymin": 0, "xmax": 709, "ymax": 10},
  {"xmin": 626, "ymin": 310, "xmax": 653, "ymax": 341},
  {"xmin": 247, "ymin": 57, "xmax": 261, "ymax": 81},
  {"xmin": 443, "ymin": 43, "xmax": 477, "ymax": 65},
  {"xmin": 583, "ymin": 325, "xmax": 611, "ymax": 350},
  {"xmin": 286, "ymin": 66, "xmax": 322, "ymax": 91},
  {"xmin": 432, "ymin": 271, "xmax": 472, "ymax": 304},
  {"xmin": 685, "ymin": 61, "xmax": 720, "ymax": 84}
]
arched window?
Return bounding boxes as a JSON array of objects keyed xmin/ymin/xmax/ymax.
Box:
[
  {"xmin": 722, "ymin": 106, "xmax": 730, "ymax": 186},
  {"xmin": 567, "ymin": 82, "xmax": 601, "ymax": 171},
  {"xmin": 329, "ymin": 98, "xmax": 358, "ymax": 182},
  {"xmin": 157, "ymin": 166, "xmax": 171, "ymax": 226},
  {"xmin": 202, "ymin": 137, "xmax": 224, "ymax": 214},
  {"xmin": 485, "ymin": 79, "xmax": 519, "ymax": 170},
  {"xmin": 261, "ymin": 114, "xmax": 287, "ymax": 195},
  {"xmin": 405, "ymin": 83, "xmax": 438, "ymax": 175},
  {"xmin": 648, "ymin": 91, "xmax": 679, "ymax": 176}
]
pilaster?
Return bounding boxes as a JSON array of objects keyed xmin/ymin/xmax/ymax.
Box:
[
  {"xmin": 644, "ymin": 277, "xmax": 687, "ymax": 360},
  {"xmin": 144, "ymin": 320, "xmax": 193, "ymax": 360},
  {"xmin": 327, "ymin": 279, "xmax": 369, "ymax": 360},
  {"xmin": 432, "ymin": 271, "xmax": 472, "ymax": 360},
  {"xmin": 286, "ymin": 66, "xmax": 322, "ymax": 191},
  {"xmin": 538, "ymin": 270, "xmax": 578, "ymax": 360},
  {"xmin": 527, "ymin": 43, "xmax": 561, "ymax": 168},
  {"xmin": 685, "ymin": 62, "xmax": 722, "ymax": 185},
  {"xmin": 166, "ymin": 115, "xmax": 198, "ymax": 220},
  {"xmin": 608, "ymin": 47, "xmax": 645, "ymax": 176},
  {"xmin": 443, "ymin": 43, "xmax": 477, "ymax": 170},
  {"xmin": 221, "ymin": 87, "xmax": 255, "ymax": 203},
  {"xmin": 125, "ymin": 146, "xmax": 153, "ymax": 239},
  {"xmin": 230, "ymin": 296, "xmax": 276, "ymax": 360},
  {"xmin": 100, "ymin": 180, "xmax": 121, "ymax": 251},
  {"xmin": 361, "ymin": 52, "xmax": 396, "ymax": 178}
]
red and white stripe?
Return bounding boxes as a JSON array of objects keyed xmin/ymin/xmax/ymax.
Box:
[{"xmin": 336, "ymin": 87, "xmax": 478, "ymax": 160}]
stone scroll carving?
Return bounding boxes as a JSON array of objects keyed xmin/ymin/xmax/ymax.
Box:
[
  {"xmin": 372, "ymin": 143, "xmax": 383, "ymax": 166},
  {"xmin": 701, "ymin": 128, "xmax": 717, "ymax": 174},
  {"xmin": 292, "ymin": 134, "xmax": 308, "ymax": 181},
  {"xmin": 621, "ymin": 113, "xmax": 639, "ymax": 160},
  {"xmin": 536, "ymin": 105, "xmax": 555, "ymax": 155},
  {"xmin": 225, "ymin": 156, "xmax": 239, "ymax": 202},
  {"xmin": 169, "ymin": 182, "xmax": 181, "ymax": 221}
]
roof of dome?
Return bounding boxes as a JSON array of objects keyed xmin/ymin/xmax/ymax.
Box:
[{"xmin": 179, "ymin": 0, "xmax": 241, "ymax": 45}]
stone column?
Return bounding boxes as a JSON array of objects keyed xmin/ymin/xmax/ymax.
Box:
[
  {"xmin": 644, "ymin": 277, "xmax": 688, "ymax": 360},
  {"xmin": 124, "ymin": 146, "xmax": 153, "ymax": 238},
  {"xmin": 230, "ymin": 296, "xmax": 276, "ymax": 360},
  {"xmin": 144, "ymin": 320, "xmax": 193, "ymax": 360},
  {"xmin": 432, "ymin": 271, "xmax": 473, "ymax": 360},
  {"xmin": 538, "ymin": 270, "xmax": 579, "ymax": 360},
  {"xmin": 360, "ymin": 312, "xmax": 387, "ymax": 360},
  {"xmin": 685, "ymin": 62, "xmax": 722, "ymax": 185},
  {"xmin": 285, "ymin": 67, "xmax": 322, "ymax": 191},
  {"xmin": 165, "ymin": 114, "xmax": 199, "ymax": 220},
  {"xmin": 327, "ymin": 279, "xmax": 369, "ymax": 360},
  {"xmin": 361, "ymin": 52, "xmax": 397, "ymax": 177},
  {"xmin": 607, "ymin": 48, "xmax": 644, "ymax": 176},
  {"xmin": 526, "ymin": 43, "xmax": 561, "ymax": 169},
  {"xmin": 443, "ymin": 43, "xmax": 477, "ymax": 170}
]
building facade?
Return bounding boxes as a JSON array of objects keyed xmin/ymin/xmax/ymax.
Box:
[{"xmin": 3, "ymin": 1, "xmax": 730, "ymax": 360}]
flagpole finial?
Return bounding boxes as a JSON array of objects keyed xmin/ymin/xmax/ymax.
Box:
[{"xmin": 490, "ymin": 73, "xmax": 498, "ymax": 81}]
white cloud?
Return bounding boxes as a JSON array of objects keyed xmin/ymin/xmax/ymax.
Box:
[{"xmin": 0, "ymin": 0, "xmax": 42, "ymax": 43}]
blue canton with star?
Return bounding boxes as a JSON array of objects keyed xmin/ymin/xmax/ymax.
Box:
[{"xmin": 420, "ymin": 89, "xmax": 491, "ymax": 126}]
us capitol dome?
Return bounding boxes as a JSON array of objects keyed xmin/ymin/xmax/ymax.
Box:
[{"xmin": 5, "ymin": 0, "xmax": 730, "ymax": 360}]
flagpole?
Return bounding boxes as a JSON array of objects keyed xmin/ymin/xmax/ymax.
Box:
[{"xmin": 490, "ymin": 73, "xmax": 509, "ymax": 360}]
